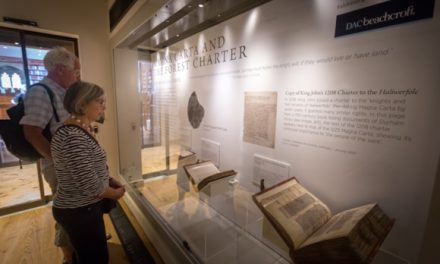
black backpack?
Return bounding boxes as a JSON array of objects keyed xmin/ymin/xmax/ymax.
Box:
[{"xmin": 0, "ymin": 83, "xmax": 59, "ymax": 162}]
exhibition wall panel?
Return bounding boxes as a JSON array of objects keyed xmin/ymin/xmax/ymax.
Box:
[{"xmin": 150, "ymin": 0, "xmax": 440, "ymax": 262}]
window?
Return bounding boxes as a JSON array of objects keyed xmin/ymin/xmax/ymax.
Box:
[{"xmin": 0, "ymin": 25, "xmax": 78, "ymax": 215}]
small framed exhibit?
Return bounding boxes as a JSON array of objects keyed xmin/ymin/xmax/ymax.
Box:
[
  {"xmin": 253, "ymin": 154, "xmax": 290, "ymax": 189},
  {"xmin": 201, "ymin": 138, "xmax": 220, "ymax": 166}
]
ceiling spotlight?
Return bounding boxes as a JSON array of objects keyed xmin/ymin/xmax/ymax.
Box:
[
  {"xmin": 198, "ymin": 4, "xmax": 204, "ymax": 8},
  {"xmin": 14, "ymin": 42, "xmax": 20, "ymax": 45}
]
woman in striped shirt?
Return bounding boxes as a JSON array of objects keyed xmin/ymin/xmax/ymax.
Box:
[{"xmin": 51, "ymin": 81, "xmax": 125, "ymax": 264}]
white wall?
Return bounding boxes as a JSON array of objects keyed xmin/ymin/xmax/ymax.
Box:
[{"xmin": 0, "ymin": 0, "xmax": 119, "ymax": 178}]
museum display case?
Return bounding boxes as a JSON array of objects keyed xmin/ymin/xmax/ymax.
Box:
[
  {"xmin": 112, "ymin": 0, "xmax": 440, "ymax": 263},
  {"xmin": 133, "ymin": 170, "xmax": 291, "ymax": 263},
  {"xmin": 118, "ymin": 149, "xmax": 406, "ymax": 264}
]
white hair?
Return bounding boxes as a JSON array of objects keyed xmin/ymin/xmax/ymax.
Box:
[{"xmin": 43, "ymin": 47, "xmax": 77, "ymax": 72}]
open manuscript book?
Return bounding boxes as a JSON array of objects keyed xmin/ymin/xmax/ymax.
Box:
[
  {"xmin": 252, "ymin": 177, "xmax": 394, "ymax": 264},
  {"xmin": 183, "ymin": 160, "xmax": 237, "ymax": 191}
]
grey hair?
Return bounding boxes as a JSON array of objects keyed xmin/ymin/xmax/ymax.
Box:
[
  {"xmin": 64, "ymin": 81, "xmax": 104, "ymax": 116},
  {"xmin": 43, "ymin": 47, "xmax": 77, "ymax": 72}
]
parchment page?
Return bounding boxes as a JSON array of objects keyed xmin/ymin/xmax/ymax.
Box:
[
  {"xmin": 300, "ymin": 204, "xmax": 374, "ymax": 248},
  {"xmin": 243, "ymin": 91, "xmax": 277, "ymax": 148},
  {"xmin": 254, "ymin": 178, "xmax": 331, "ymax": 249}
]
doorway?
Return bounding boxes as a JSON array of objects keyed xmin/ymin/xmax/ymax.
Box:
[{"xmin": 0, "ymin": 24, "xmax": 78, "ymax": 215}]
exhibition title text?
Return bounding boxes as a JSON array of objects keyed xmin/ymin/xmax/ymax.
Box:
[{"xmin": 154, "ymin": 35, "xmax": 247, "ymax": 75}]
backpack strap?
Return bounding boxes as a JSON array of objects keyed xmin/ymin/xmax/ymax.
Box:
[{"xmin": 29, "ymin": 83, "xmax": 60, "ymax": 122}]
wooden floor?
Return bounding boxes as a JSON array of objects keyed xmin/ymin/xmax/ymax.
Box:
[
  {"xmin": 0, "ymin": 204, "xmax": 129, "ymax": 264},
  {"xmin": 0, "ymin": 163, "xmax": 51, "ymax": 208},
  {"xmin": 0, "ymin": 145, "xmax": 180, "ymax": 210},
  {"xmin": 0, "ymin": 145, "xmax": 171, "ymax": 263},
  {"xmin": 141, "ymin": 144, "xmax": 180, "ymax": 175}
]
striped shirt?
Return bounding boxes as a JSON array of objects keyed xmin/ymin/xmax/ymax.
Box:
[
  {"xmin": 51, "ymin": 125, "xmax": 109, "ymax": 208},
  {"xmin": 20, "ymin": 77, "xmax": 69, "ymax": 135}
]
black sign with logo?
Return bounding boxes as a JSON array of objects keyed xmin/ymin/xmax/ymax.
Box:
[{"xmin": 335, "ymin": 0, "xmax": 435, "ymax": 37}]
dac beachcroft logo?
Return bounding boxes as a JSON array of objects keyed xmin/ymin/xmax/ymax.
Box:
[
  {"xmin": 345, "ymin": 5, "xmax": 416, "ymax": 31},
  {"xmin": 335, "ymin": 0, "xmax": 435, "ymax": 37}
]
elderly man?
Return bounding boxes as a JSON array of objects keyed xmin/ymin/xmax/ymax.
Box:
[{"xmin": 20, "ymin": 47, "xmax": 80, "ymax": 264}]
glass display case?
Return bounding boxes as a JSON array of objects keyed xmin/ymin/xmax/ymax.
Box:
[
  {"xmin": 114, "ymin": 47, "xmax": 290, "ymax": 263},
  {"xmin": 113, "ymin": 42, "xmax": 408, "ymax": 263},
  {"xmin": 120, "ymin": 151, "xmax": 406, "ymax": 264},
  {"xmin": 126, "ymin": 165, "xmax": 291, "ymax": 263}
]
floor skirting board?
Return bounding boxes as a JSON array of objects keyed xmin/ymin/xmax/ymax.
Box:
[{"xmin": 110, "ymin": 202, "xmax": 156, "ymax": 264}]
